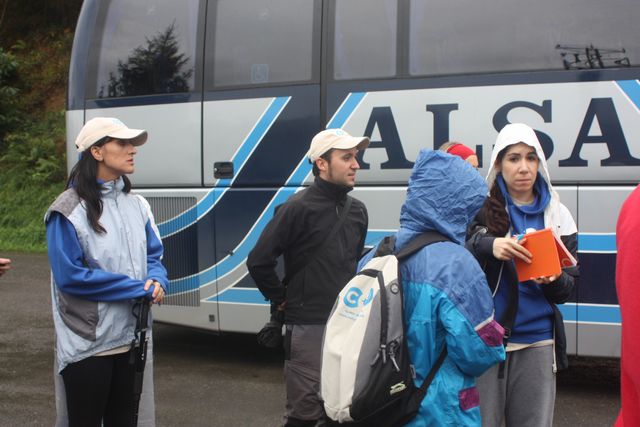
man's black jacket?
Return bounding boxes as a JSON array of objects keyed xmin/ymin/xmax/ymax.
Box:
[{"xmin": 246, "ymin": 177, "xmax": 368, "ymax": 324}]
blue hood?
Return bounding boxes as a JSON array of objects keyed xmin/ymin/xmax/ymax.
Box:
[{"xmin": 399, "ymin": 150, "xmax": 487, "ymax": 245}]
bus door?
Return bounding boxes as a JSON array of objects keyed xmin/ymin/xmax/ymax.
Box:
[{"xmin": 201, "ymin": 0, "xmax": 322, "ymax": 333}]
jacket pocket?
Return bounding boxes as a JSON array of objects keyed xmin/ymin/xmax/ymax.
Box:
[
  {"xmin": 57, "ymin": 289, "xmax": 99, "ymax": 341},
  {"xmin": 288, "ymin": 270, "xmax": 307, "ymax": 308}
]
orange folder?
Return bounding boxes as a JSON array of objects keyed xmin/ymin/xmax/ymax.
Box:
[{"xmin": 514, "ymin": 228, "xmax": 577, "ymax": 282}]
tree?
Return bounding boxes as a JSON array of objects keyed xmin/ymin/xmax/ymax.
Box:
[
  {"xmin": 104, "ymin": 22, "xmax": 193, "ymax": 98},
  {"xmin": 0, "ymin": 48, "xmax": 18, "ymax": 147},
  {"xmin": 0, "ymin": 0, "xmax": 83, "ymax": 41}
]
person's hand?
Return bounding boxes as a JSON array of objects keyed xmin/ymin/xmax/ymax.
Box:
[
  {"xmin": 532, "ymin": 275, "xmax": 558, "ymax": 285},
  {"xmin": 0, "ymin": 258, "xmax": 11, "ymax": 277},
  {"xmin": 492, "ymin": 237, "xmax": 532, "ymax": 263},
  {"xmin": 144, "ymin": 279, "xmax": 165, "ymax": 304}
]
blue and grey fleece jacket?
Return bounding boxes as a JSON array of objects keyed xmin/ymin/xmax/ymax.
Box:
[{"xmin": 45, "ymin": 177, "xmax": 168, "ymax": 373}]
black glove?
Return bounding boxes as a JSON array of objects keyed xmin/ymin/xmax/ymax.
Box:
[{"xmin": 257, "ymin": 304, "xmax": 284, "ymax": 349}]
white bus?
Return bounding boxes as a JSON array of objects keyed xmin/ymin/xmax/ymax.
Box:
[{"xmin": 67, "ymin": 0, "xmax": 640, "ymax": 357}]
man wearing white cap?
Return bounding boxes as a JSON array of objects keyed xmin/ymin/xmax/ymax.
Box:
[{"xmin": 248, "ymin": 128, "xmax": 370, "ymax": 426}]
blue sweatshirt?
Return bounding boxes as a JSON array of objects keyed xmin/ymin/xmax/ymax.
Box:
[{"xmin": 495, "ymin": 175, "xmax": 553, "ymax": 344}]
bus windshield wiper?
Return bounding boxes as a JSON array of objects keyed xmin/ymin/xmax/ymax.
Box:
[{"xmin": 556, "ymin": 44, "xmax": 630, "ymax": 70}]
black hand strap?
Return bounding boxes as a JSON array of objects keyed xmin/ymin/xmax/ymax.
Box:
[
  {"xmin": 282, "ymin": 196, "xmax": 353, "ymax": 285},
  {"xmin": 130, "ymin": 298, "xmax": 150, "ymax": 426},
  {"xmin": 497, "ymin": 262, "xmax": 519, "ymax": 379}
]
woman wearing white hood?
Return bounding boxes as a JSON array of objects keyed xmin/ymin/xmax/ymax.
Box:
[{"xmin": 466, "ymin": 123, "xmax": 579, "ymax": 426}]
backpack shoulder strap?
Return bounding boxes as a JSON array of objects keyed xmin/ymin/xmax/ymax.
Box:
[
  {"xmin": 395, "ymin": 231, "xmax": 451, "ymax": 395},
  {"xmin": 415, "ymin": 347, "xmax": 448, "ymax": 398},
  {"xmin": 395, "ymin": 231, "xmax": 450, "ymax": 261},
  {"xmin": 373, "ymin": 235, "xmax": 396, "ymax": 257}
]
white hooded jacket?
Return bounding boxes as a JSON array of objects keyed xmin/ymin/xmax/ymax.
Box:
[
  {"xmin": 484, "ymin": 123, "xmax": 577, "ymax": 238},
  {"xmin": 466, "ymin": 123, "xmax": 580, "ymax": 371}
]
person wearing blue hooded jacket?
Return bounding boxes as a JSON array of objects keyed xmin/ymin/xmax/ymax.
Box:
[
  {"xmin": 45, "ymin": 117, "xmax": 168, "ymax": 427},
  {"xmin": 360, "ymin": 149, "xmax": 505, "ymax": 426}
]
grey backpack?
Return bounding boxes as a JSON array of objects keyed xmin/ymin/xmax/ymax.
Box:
[{"xmin": 321, "ymin": 232, "xmax": 449, "ymax": 426}]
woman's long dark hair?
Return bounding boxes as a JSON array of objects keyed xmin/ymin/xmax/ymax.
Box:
[
  {"xmin": 479, "ymin": 146, "xmax": 510, "ymax": 237},
  {"xmin": 66, "ymin": 137, "xmax": 132, "ymax": 234}
]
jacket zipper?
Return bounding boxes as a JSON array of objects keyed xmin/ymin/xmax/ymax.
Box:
[{"xmin": 113, "ymin": 184, "xmax": 137, "ymax": 279}]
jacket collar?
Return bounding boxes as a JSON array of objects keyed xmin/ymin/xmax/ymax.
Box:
[
  {"xmin": 313, "ymin": 176, "xmax": 352, "ymax": 201},
  {"xmin": 98, "ymin": 177, "xmax": 125, "ymax": 199}
]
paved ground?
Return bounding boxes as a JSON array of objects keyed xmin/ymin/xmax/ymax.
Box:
[{"xmin": 0, "ymin": 252, "xmax": 621, "ymax": 426}]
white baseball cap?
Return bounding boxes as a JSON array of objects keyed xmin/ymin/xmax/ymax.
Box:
[
  {"xmin": 75, "ymin": 117, "xmax": 148, "ymax": 153},
  {"xmin": 307, "ymin": 129, "xmax": 370, "ymax": 162}
]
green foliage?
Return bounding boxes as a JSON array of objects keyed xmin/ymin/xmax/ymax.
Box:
[
  {"xmin": 0, "ymin": 48, "xmax": 19, "ymax": 143},
  {"xmin": 1, "ymin": 111, "xmax": 67, "ymax": 186},
  {"xmin": 0, "ymin": 1, "xmax": 83, "ymax": 45},
  {"xmin": 11, "ymin": 30, "xmax": 74, "ymax": 120},
  {"xmin": 0, "ymin": 27, "xmax": 72, "ymax": 251},
  {"xmin": 0, "ymin": 180, "xmax": 64, "ymax": 252},
  {"xmin": 0, "ymin": 110, "xmax": 67, "ymax": 251}
]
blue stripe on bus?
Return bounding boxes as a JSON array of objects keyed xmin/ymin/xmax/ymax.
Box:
[
  {"xmin": 215, "ymin": 288, "xmax": 268, "ymax": 305},
  {"xmin": 288, "ymin": 160, "xmax": 313, "ymax": 184},
  {"xmin": 171, "ymin": 229, "xmax": 617, "ymax": 293},
  {"xmin": 158, "ymin": 97, "xmax": 290, "ymax": 237},
  {"xmin": 217, "ymin": 97, "xmax": 290, "ymax": 187},
  {"xmin": 364, "ymin": 231, "xmax": 617, "ymax": 253},
  {"xmin": 578, "ymin": 233, "xmax": 616, "ymax": 253},
  {"xmin": 364, "ymin": 230, "xmax": 394, "ymax": 247},
  {"xmin": 617, "ymin": 80, "xmax": 640, "ymax": 110},
  {"xmin": 327, "ymin": 92, "xmax": 366, "ymax": 128},
  {"xmin": 558, "ymin": 303, "xmax": 621, "ymax": 324},
  {"xmin": 167, "ymin": 187, "xmax": 297, "ymax": 293},
  {"xmin": 211, "ymin": 294, "xmax": 622, "ymax": 324}
]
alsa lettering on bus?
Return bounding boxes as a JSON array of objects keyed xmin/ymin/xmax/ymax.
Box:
[{"xmin": 349, "ymin": 82, "xmax": 640, "ymax": 179}]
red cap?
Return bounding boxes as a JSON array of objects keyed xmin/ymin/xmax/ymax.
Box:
[{"xmin": 446, "ymin": 143, "xmax": 476, "ymax": 160}]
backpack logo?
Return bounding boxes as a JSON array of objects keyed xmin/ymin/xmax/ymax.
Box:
[
  {"xmin": 343, "ymin": 287, "xmax": 374, "ymax": 308},
  {"xmin": 390, "ymin": 382, "xmax": 407, "ymax": 395}
]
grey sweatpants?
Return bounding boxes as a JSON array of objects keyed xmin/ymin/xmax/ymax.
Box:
[
  {"xmin": 476, "ymin": 345, "xmax": 555, "ymax": 427},
  {"xmin": 283, "ymin": 324, "xmax": 326, "ymax": 425}
]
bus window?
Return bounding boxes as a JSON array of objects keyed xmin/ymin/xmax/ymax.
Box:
[
  {"xmin": 208, "ymin": 0, "xmax": 318, "ymax": 88},
  {"xmin": 332, "ymin": 0, "xmax": 398, "ymax": 80},
  {"xmin": 88, "ymin": 0, "xmax": 201, "ymax": 98},
  {"xmin": 408, "ymin": 0, "xmax": 640, "ymax": 76}
]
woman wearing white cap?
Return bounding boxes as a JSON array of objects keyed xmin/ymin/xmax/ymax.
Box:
[
  {"xmin": 45, "ymin": 118, "xmax": 168, "ymax": 426},
  {"xmin": 466, "ymin": 123, "xmax": 579, "ymax": 426}
]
